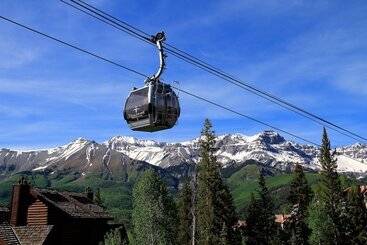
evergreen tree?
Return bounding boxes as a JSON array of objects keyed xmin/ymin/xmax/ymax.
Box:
[
  {"xmin": 344, "ymin": 185, "xmax": 367, "ymax": 244},
  {"xmin": 257, "ymin": 172, "xmax": 278, "ymax": 244},
  {"xmin": 244, "ymin": 173, "xmax": 278, "ymax": 244},
  {"xmin": 177, "ymin": 180, "xmax": 193, "ymax": 245},
  {"xmin": 94, "ymin": 188, "xmax": 103, "ymax": 206},
  {"xmin": 308, "ymin": 195, "xmax": 335, "ymax": 245},
  {"xmin": 309, "ymin": 128, "xmax": 346, "ymax": 244},
  {"xmin": 287, "ymin": 164, "xmax": 312, "ymax": 245},
  {"xmin": 132, "ymin": 170, "xmax": 178, "ymax": 245},
  {"xmin": 219, "ymin": 222, "xmax": 229, "ymax": 245},
  {"xmin": 104, "ymin": 228, "xmax": 122, "ymax": 245},
  {"xmin": 244, "ymin": 193, "xmax": 262, "ymax": 245},
  {"xmin": 218, "ymin": 184, "xmax": 242, "ymax": 244},
  {"xmin": 195, "ymin": 119, "xmax": 241, "ymax": 245},
  {"xmin": 104, "ymin": 227, "xmax": 129, "ymax": 245}
]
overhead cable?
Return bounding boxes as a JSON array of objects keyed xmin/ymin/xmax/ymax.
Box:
[
  {"xmin": 3, "ymin": 14, "xmax": 366, "ymax": 167},
  {"xmin": 61, "ymin": 0, "xmax": 367, "ymax": 143}
]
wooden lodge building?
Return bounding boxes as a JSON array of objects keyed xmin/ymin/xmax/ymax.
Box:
[{"xmin": 0, "ymin": 178, "xmax": 120, "ymax": 245}]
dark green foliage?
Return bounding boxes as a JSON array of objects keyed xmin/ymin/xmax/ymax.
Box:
[
  {"xmin": 228, "ymin": 164, "xmax": 321, "ymax": 218},
  {"xmin": 94, "ymin": 188, "xmax": 103, "ymax": 206},
  {"xmin": 308, "ymin": 194, "xmax": 335, "ymax": 244},
  {"xmin": 132, "ymin": 170, "xmax": 178, "ymax": 245},
  {"xmin": 195, "ymin": 119, "xmax": 241, "ymax": 245},
  {"xmin": 259, "ymin": 172, "xmax": 278, "ymax": 243},
  {"xmin": 344, "ymin": 185, "xmax": 367, "ymax": 244},
  {"xmin": 244, "ymin": 193, "xmax": 262, "ymax": 245},
  {"xmin": 1, "ymin": 127, "xmax": 367, "ymax": 244},
  {"xmin": 177, "ymin": 180, "xmax": 193, "ymax": 245},
  {"xmin": 244, "ymin": 172, "xmax": 278, "ymax": 244},
  {"xmin": 309, "ymin": 128, "xmax": 346, "ymax": 244},
  {"xmin": 287, "ymin": 164, "xmax": 312, "ymax": 245},
  {"xmin": 219, "ymin": 222, "xmax": 229, "ymax": 245},
  {"xmin": 104, "ymin": 227, "xmax": 129, "ymax": 245}
]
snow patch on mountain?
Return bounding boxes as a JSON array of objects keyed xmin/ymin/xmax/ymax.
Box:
[
  {"xmin": 335, "ymin": 155, "xmax": 367, "ymax": 173},
  {"xmin": 1, "ymin": 131, "xmax": 366, "ymax": 176},
  {"xmin": 106, "ymin": 130, "xmax": 367, "ymax": 174}
]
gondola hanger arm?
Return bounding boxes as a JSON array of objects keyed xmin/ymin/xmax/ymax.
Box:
[{"xmin": 148, "ymin": 32, "xmax": 166, "ymax": 83}]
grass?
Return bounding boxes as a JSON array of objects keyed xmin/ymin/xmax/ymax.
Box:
[{"xmin": 226, "ymin": 164, "xmax": 321, "ymax": 216}]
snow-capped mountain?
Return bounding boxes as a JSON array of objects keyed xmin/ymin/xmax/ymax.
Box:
[
  {"xmin": 1, "ymin": 131, "xmax": 367, "ymax": 177},
  {"xmin": 105, "ymin": 131, "xmax": 367, "ymax": 174},
  {"xmin": 0, "ymin": 138, "xmax": 150, "ymax": 179}
]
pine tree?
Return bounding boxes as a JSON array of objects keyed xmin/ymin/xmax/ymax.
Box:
[
  {"xmin": 244, "ymin": 193, "xmax": 262, "ymax": 245},
  {"xmin": 94, "ymin": 188, "xmax": 103, "ymax": 206},
  {"xmin": 308, "ymin": 195, "xmax": 335, "ymax": 245},
  {"xmin": 132, "ymin": 170, "xmax": 178, "ymax": 245},
  {"xmin": 104, "ymin": 228, "xmax": 122, "ymax": 245},
  {"xmin": 344, "ymin": 185, "xmax": 367, "ymax": 244},
  {"xmin": 219, "ymin": 222, "xmax": 229, "ymax": 245},
  {"xmin": 218, "ymin": 184, "xmax": 242, "ymax": 244},
  {"xmin": 104, "ymin": 227, "xmax": 129, "ymax": 245},
  {"xmin": 287, "ymin": 164, "xmax": 312, "ymax": 245},
  {"xmin": 195, "ymin": 119, "xmax": 241, "ymax": 245},
  {"xmin": 310, "ymin": 128, "xmax": 346, "ymax": 244},
  {"xmin": 244, "ymin": 173, "xmax": 277, "ymax": 244},
  {"xmin": 177, "ymin": 180, "xmax": 193, "ymax": 245},
  {"xmin": 257, "ymin": 172, "xmax": 278, "ymax": 244}
]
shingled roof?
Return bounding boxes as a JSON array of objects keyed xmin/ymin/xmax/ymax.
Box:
[
  {"xmin": 12, "ymin": 225, "xmax": 54, "ymax": 245},
  {"xmin": 31, "ymin": 188, "xmax": 112, "ymax": 219},
  {"xmin": 0, "ymin": 222, "xmax": 20, "ymax": 245}
]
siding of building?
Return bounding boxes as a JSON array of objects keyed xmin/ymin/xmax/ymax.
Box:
[{"xmin": 27, "ymin": 200, "xmax": 48, "ymax": 226}]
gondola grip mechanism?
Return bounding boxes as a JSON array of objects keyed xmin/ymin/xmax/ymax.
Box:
[{"xmin": 148, "ymin": 32, "xmax": 166, "ymax": 83}]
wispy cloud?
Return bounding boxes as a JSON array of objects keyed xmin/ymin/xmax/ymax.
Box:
[
  {"xmin": 0, "ymin": 36, "xmax": 40, "ymax": 68},
  {"xmin": 0, "ymin": 0, "xmax": 366, "ymax": 148},
  {"xmin": 0, "ymin": 104, "xmax": 41, "ymax": 118},
  {"xmin": 0, "ymin": 78, "xmax": 134, "ymax": 108}
]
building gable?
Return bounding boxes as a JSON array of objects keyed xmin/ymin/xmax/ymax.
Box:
[{"xmin": 27, "ymin": 199, "xmax": 48, "ymax": 226}]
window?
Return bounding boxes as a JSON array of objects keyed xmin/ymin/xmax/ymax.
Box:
[{"xmin": 125, "ymin": 87, "xmax": 149, "ymax": 110}]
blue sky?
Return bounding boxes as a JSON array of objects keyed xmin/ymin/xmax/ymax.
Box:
[{"xmin": 0, "ymin": 0, "xmax": 366, "ymax": 149}]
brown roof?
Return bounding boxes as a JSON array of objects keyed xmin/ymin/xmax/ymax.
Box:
[
  {"xmin": 32, "ymin": 188, "xmax": 112, "ymax": 219},
  {"xmin": 0, "ymin": 222, "xmax": 20, "ymax": 245},
  {"xmin": 13, "ymin": 225, "xmax": 53, "ymax": 245}
]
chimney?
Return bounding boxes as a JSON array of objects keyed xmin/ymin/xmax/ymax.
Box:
[
  {"xmin": 85, "ymin": 187, "xmax": 94, "ymax": 200},
  {"xmin": 10, "ymin": 177, "xmax": 32, "ymax": 226}
]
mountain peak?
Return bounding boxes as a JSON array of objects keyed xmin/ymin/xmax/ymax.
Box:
[
  {"xmin": 1, "ymin": 131, "xmax": 366, "ymax": 177},
  {"xmin": 72, "ymin": 137, "xmax": 90, "ymax": 143},
  {"xmin": 256, "ymin": 130, "xmax": 286, "ymax": 144}
]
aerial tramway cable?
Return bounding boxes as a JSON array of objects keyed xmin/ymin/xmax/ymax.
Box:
[
  {"xmin": 60, "ymin": 0, "xmax": 367, "ymax": 143},
  {"xmin": 2, "ymin": 14, "xmax": 367, "ymax": 166},
  {"xmin": 0, "ymin": 14, "xmax": 315, "ymax": 144}
]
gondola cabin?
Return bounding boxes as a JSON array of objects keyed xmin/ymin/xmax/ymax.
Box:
[
  {"xmin": 124, "ymin": 81, "xmax": 180, "ymax": 132},
  {"xmin": 123, "ymin": 32, "xmax": 180, "ymax": 132}
]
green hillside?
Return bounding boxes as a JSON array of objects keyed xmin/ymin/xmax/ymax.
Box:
[
  {"xmin": 226, "ymin": 165, "xmax": 320, "ymax": 217},
  {"xmin": 0, "ymin": 164, "xmax": 360, "ymax": 226}
]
